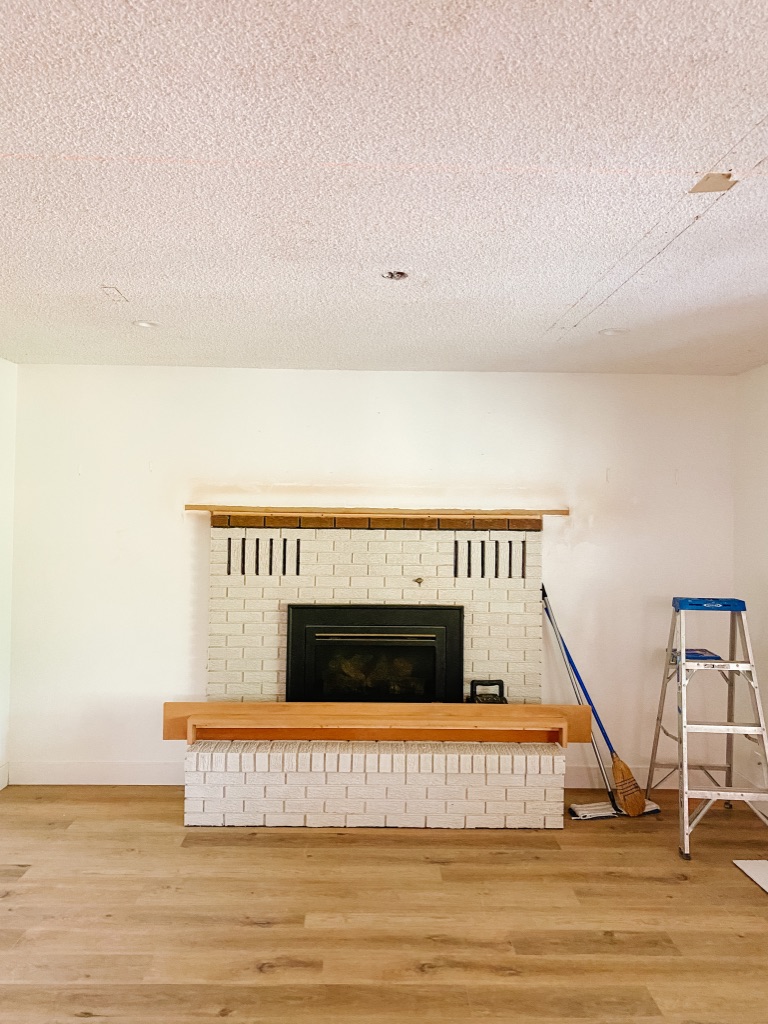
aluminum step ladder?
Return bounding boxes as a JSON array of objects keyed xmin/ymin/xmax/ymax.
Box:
[{"xmin": 646, "ymin": 597, "xmax": 768, "ymax": 858}]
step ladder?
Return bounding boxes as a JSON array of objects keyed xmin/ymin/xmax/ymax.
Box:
[{"xmin": 646, "ymin": 597, "xmax": 768, "ymax": 858}]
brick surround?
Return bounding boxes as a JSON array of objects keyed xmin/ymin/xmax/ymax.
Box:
[
  {"xmin": 207, "ymin": 528, "xmax": 543, "ymax": 703},
  {"xmin": 184, "ymin": 739, "xmax": 565, "ymax": 828}
]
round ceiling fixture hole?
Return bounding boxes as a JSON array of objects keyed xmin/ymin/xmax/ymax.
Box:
[{"xmin": 382, "ymin": 271, "xmax": 408, "ymax": 280}]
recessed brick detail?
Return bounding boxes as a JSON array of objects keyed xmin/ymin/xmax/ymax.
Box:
[{"xmin": 184, "ymin": 740, "xmax": 565, "ymax": 828}]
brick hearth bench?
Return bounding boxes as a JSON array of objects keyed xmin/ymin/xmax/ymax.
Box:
[
  {"xmin": 183, "ymin": 739, "xmax": 566, "ymax": 828},
  {"xmin": 166, "ymin": 702, "xmax": 588, "ymax": 829}
]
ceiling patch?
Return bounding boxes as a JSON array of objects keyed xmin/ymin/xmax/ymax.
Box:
[{"xmin": 689, "ymin": 172, "xmax": 737, "ymax": 193}]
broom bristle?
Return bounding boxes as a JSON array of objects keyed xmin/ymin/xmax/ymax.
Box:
[{"xmin": 610, "ymin": 753, "xmax": 646, "ymax": 817}]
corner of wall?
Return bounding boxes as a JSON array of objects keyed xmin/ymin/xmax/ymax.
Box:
[{"xmin": 0, "ymin": 358, "xmax": 18, "ymax": 788}]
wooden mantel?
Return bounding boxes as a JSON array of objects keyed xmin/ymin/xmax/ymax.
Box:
[
  {"xmin": 185, "ymin": 505, "xmax": 570, "ymax": 531},
  {"xmin": 164, "ymin": 701, "xmax": 591, "ymax": 746}
]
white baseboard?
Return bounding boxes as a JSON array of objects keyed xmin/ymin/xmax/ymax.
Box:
[
  {"xmin": 6, "ymin": 760, "xmax": 756, "ymax": 793},
  {"xmin": 565, "ymin": 764, "xmax": 675, "ymax": 790},
  {"xmin": 9, "ymin": 761, "xmax": 184, "ymax": 785},
  {"xmin": 565, "ymin": 763, "xmax": 759, "ymax": 791}
]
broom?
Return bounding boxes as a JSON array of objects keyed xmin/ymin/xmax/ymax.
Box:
[
  {"xmin": 542, "ymin": 588, "xmax": 622, "ymax": 816},
  {"xmin": 541, "ymin": 586, "xmax": 646, "ymax": 817}
]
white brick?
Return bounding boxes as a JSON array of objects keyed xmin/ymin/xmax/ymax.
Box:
[
  {"xmin": 519, "ymin": 787, "xmax": 546, "ymax": 802},
  {"xmin": 306, "ymin": 814, "xmax": 347, "ymax": 827},
  {"xmin": 365, "ymin": 799, "xmax": 407, "ymax": 815},
  {"xmin": 324, "ymin": 799, "xmax": 365, "ymax": 814},
  {"xmin": 306, "ymin": 785, "xmax": 347, "ymax": 800},
  {"xmin": 471, "ymin": 786, "xmax": 509, "ymax": 802},
  {"xmin": 447, "ymin": 800, "xmax": 486, "ymax": 815},
  {"xmin": 346, "ymin": 814, "xmax": 385, "ymax": 827},
  {"xmin": 347, "ymin": 784, "xmax": 388, "ymax": 800},
  {"xmin": 209, "ymin": 671, "xmax": 244, "ymax": 684},
  {"xmin": 524, "ymin": 801, "xmax": 563, "ymax": 815},
  {"xmin": 185, "ymin": 813, "xmax": 225, "ymax": 826},
  {"xmin": 222, "ymin": 784, "xmax": 263, "ymax": 799},
  {"xmin": 244, "ymin": 798, "xmax": 284, "ymax": 813},
  {"xmin": 326, "ymin": 771, "xmax": 367, "ymax": 786},
  {"xmin": 283, "ymin": 799, "xmax": 325, "ymax": 813},
  {"xmin": 535, "ymin": 773, "xmax": 561, "ymax": 787},
  {"xmin": 187, "ymin": 784, "xmax": 223, "ymax": 800},
  {"xmin": 426, "ymin": 785, "xmax": 467, "ymax": 800},
  {"xmin": 403, "ymin": 800, "xmax": 448, "ymax": 814},
  {"xmin": 224, "ymin": 812, "xmax": 265, "ymax": 826},
  {"xmin": 265, "ymin": 784, "xmax": 306, "ymax": 799},
  {"xmin": 203, "ymin": 798, "xmax": 246, "ymax": 813},
  {"xmin": 465, "ymin": 815, "xmax": 505, "ymax": 829},
  {"xmin": 386, "ymin": 785, "xmax": 427, "ymax": 801},
  {"xmin": 205, "ymin": 771, "xmax": 245, "ymax": 786},
  {"xmin": 265, "ymin": 813, "xmax": 306, "ymax": 826},
  {"xmin": 184, "ymin": 799, "xmax": 204, "ymax": 813},
  {"xmin": 386, "ymin": 813, "xmax": 426, "ymax": 827},
  {"xmin": 425, "ymin": 814, "xmax": 467, "ymax": 828},
  {"xmin": 504, "ymin": 814, "xmax": 543, "ymax": 828}
]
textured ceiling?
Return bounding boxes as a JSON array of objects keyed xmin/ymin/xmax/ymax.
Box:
[{"xmin": 1, "ymin": 0, "xmax": 768, "ymax": 373}]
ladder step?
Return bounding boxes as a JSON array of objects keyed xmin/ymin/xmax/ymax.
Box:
[
  {"xmin": 679, "ymin": 660, "xmax": 753, "ymax": 671},
  {"xmin": 687, "ymin": 787, "xmax": 768, "ymax": 801},
  {"xmin": 685, "ymin": 722, "xmax": 765, "ymax": 735},
  {"xmin": 652, "ymin": 762, "xmax": 730, "ymax": 771},
  {"xmin": 673, "ymin": 597, "xmax": 746, "ymax": 612}
]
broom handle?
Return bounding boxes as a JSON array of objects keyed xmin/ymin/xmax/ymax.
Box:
[
  {"xmin": 541, "ymin": 586, "xmax": 616, "ymax": 756},
  {"xmin": 542, "ymin": 588, "xmax": 619, "ymax": 810}
]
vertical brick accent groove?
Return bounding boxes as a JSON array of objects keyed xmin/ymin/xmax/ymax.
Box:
[{"xmin": 208, "ymin": 528, "xmax": 543, "ymax": 703}]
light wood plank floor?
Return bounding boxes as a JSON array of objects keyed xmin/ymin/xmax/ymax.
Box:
[{"xmin": 0, "ymin": 786, "xmax": 766, "ymax": 1023}]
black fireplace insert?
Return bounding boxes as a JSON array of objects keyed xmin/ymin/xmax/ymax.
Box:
[{"xmin": 286, "ymin": 604, "xmax": 464, "ymax": 702}]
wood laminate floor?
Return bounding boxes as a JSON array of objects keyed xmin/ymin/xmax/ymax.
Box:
[{"xmin": 0, "ymin": 786, "xmax": 766, "ymax": 1023}]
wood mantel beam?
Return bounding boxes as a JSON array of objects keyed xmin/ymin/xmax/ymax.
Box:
[
  {"xmin": 164, "ymin": 701, "xmax": 591, "ymax": 746},
  {"xmin": 185, "ymin": 505, "xmax": 569, "ymax": 532}
]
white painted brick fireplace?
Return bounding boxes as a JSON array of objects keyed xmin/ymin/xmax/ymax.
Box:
[
  {"xmin": 207, "ymin": 527, "xmax": 543, "ymax": 703},
  {"xmin": 188, "ymin": 517, "xmax": 560, "ymax": 829}
]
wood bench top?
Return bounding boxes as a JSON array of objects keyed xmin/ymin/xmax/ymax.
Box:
[{"xmin": 164, "ymin": 702, "xmax": 591, "ymax": 746}]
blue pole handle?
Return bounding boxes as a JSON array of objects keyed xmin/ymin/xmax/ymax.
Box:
[{"xmin": 542, "ymin": 588, "xmax": 616, "ymax": 756}]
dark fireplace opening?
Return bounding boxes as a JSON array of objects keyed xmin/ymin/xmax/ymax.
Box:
[{"xmin": 287, "ymin": 605, "xmax": 464, "ymax": 702}]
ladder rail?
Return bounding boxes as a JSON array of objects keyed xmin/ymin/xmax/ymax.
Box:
[
  {"xmin": 646, "ymin": 612, "xmax": 677, "ymax": 797},
  {"xmin": 741, "ymin": 611, "xmax": 768, "ymax": 791},
  {"xmin": 727, "ymin": 612, "xmax": 737, "ymax": 788}
]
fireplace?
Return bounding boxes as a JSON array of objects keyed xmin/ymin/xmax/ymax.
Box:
[{"xmin": 286, "ymin": 604, "xmax": 464, "ymax": 702}]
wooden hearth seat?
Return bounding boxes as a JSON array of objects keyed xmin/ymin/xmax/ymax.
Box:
[{"xmin": 164, "ymin": 702, "xmax": 591, "ymax": 746}]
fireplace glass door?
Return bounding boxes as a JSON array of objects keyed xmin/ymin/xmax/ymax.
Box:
[{"xmin": 287, "ymin": 605, "xmax": 463, "ymax": 703}]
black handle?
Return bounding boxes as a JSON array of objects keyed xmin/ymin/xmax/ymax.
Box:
[{"xmin": 469, "ymin": 679, "xmax": 505, "ymax": 702}]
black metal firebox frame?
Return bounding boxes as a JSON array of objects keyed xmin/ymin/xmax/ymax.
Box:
[{"xmin": 286, "ymin": 604, "xmax": 464, "ymax": 703}]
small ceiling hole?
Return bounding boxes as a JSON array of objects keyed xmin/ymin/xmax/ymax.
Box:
[{"xmin": 382, "ymin": 271, "xmax": 408, "ymax": 280}]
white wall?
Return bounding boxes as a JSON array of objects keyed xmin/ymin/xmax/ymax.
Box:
[
  {"xmin": 9, "ymin": 366, "xmax": 735, "ymax": 784},
  {"xmin": 734, "ymin": 363, "xmax": 768, "ymax": 787},
  {"xmin": 0, "ymin": 358, "xmax": 18, "ymax": 789}
]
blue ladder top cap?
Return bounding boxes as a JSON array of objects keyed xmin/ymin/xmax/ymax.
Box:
[{"xmin": 673, "ymin": 597, "xmax": 746, "ymax": 612}]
